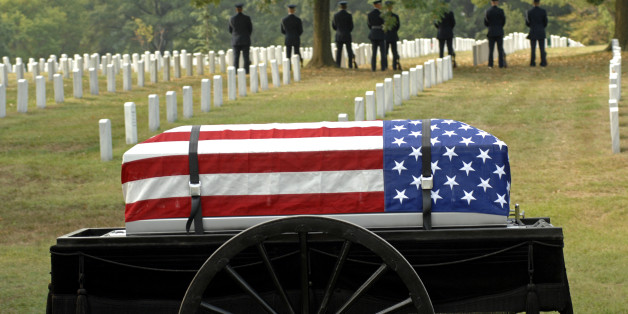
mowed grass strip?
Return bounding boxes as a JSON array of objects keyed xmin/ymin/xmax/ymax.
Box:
[{"xmin": 0, "ymin": 45, "xmax": 626, "ymax": 312}]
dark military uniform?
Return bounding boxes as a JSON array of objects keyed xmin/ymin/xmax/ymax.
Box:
[
  {"xmin": 384, "ymin": 9, "xmax": 400, "ymax": 70},
  {"xmin": 368, "ymin": 4, "xmax": 387, "ymax": 71},
  {"xmin": 435, "ymin": 11, "xmax": 456, "ymax": 60},
  {"xmin": 484, "ymin": 3, "xmax": 506, "ymax": 68},
  {"xmin": 229, "ymin": 6, "xmax": 253, "ymax": 73},
  {"xmin": 332, "ymin": 5, "xmax": 355, "ymax": 68},
  {"xmin": 526, "ymin": 4, "xmax": 548, "ymax": 66},
  {"xmin": 281, "ymin": 11, "xmax": 303, "ymax": 61}
]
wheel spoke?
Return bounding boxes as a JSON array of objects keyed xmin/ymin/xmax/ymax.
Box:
[
  {"xmin": 200, "ymin": 301, "xmax": 233, "ymax": 314},
  {"xmin": 375, "ymin": 297, "xmax": 412, "ymax": 314},
  {"xmin": 317, "ymin": 240, "xmax": 352, "ymax": 314},
  {"xmin": 299, "ymin": 232, "xmax": 310, "ymax": 314},
  {"xmin": 225, "ymin": 264, "xmax": 278, "ymax": 314},
  {"xmin": 335, "ymin": 263, "xmax": 388, "ymax": 314},
  {"xmin": 257, "ymin": 243, "xmax": 295, "ymax": 314}
]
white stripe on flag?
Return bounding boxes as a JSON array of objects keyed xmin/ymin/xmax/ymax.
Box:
[
  {"xmin": 123, "ymin": 169, "xmax": 384, "ymax": 204},
  {"xmin": 162, "ymin": 121, "xmax": 384, "ymax": 133}
]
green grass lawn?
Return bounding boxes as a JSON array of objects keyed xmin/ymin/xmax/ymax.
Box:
[{"xmin": 1, "ymin": 45, "xmax": 626, "ymax": 313}]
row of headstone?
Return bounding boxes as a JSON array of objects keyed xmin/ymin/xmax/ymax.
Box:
[
  {"xmin": 348, "ymin": 55, "xmax": 453, "ymax": 121},
  {"xmin": 334, "ymin": 37, "xmax": 476, "ymax": 68},
  {"xmin": 99, "ymin": 54, "xmax": 302, "ymax": 161},
  {"xmin": 609, "ymin": 39, "xmax": 622, "ymax": 154},
  {"xmin": 472, "ymin": 32, "xmax": 584, "ymax": 66}
]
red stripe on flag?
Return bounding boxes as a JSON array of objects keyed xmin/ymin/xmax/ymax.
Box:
[
  {"xmin": 142, "ymin": 126, "xmax": 383, "ymax": 143},
  {"xmin": 122, "ymin": 150, "xmax": 383, "ymax": 183},
  {"xmin": 125, "ymin": 192, "xmax": 385, "ymax": 222}
]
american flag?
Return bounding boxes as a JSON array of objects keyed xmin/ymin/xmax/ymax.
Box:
[{"xmin": 121, "ymin": 120, "xmax": 510, "ymax": 224}]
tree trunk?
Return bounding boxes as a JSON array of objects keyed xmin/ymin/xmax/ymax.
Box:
[
  {"xmin": 615, "ymin": 0, "xmax": 628, "ymax": 50},
  {"xmin": 307, "ymin": 0, "xmax": 335, "ymax": 68}
]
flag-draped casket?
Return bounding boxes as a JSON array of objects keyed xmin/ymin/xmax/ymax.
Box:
[{"xmin": 122, "ymin": 120, "xmax": 511, "ymax": 235}]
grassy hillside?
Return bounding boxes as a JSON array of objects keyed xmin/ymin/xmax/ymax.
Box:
[{"xmin": 0, "ymin": 45, "xmax": 626, "ymax": 313}]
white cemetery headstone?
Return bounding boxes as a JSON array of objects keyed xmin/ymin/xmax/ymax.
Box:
[
  {"xmin": 365, "ymin": 91, "xmax": 376, "ymax": 121},
  {"xmin": 228, "ymin": 66, "xmax": 237, "ymax": 100},
  {"xmin": 282, "ymin": 58, "xmax": 291, "ymax": 85},
  {"xmin": 384, "ymin": 78, "xmax": 393, "ymax": 112},
  {"xmin": 610, "ymin": 84, "xmax": 619, "ymax": 102},
  {"xmin": 271, "ymin": 60, "xmax": 281, "ymax": 87},
  {"xmin": 237, "ymin": 68, "xmax": 247, "ymax": 97},
  {"xmin": 291, "ymin": 55, "xmax": 301, "ymax": 82},
  {"xmin": 249, "ymin": 65, "xmax": 258, "ymax": 94},
  {"xmin": 424, "ymin": 61, "xmax": 432, "ymax": 88},
  {"xmin": 338, "ymin": 113, "xmax": 349, "ymax": 122},
  {"xmin": 208, "ymin": 51, "xmax": 216, "ymax": 74},
  {"xmin": 182, "ymin": 86, "xmax": 194, "ymax": 118},
  {"xmin": 17, "ymin": 79, "xmax": 28, "ymax": 113},
  {"xmin": 73, "ymin": 69, "xmax": 83, "ymax": 98},
  {"xmin": 436, "ymin": 58, "xmax": 443, "ymax": 84},
  {"xmin": 0, "ymin": 83, "xmax": 5, "ymax": 118},
  {"xmin": 106, "ymin": 64, "xmax": 115, "ymax": 92},
  {"xmin": 0, "ymin": 64, "xmax": 7, "ymax": 87},
  {"xmin": 99, "ymin": 119, "xmax": 113, "ymax": 161},
  {"xmin": 195, "ymin": 53, "xmax": 204, "ymax": 75},
  {"xmin": 376, "ymin": 83, "xmax": 385, "ymax": 118},
  {"xmin": 219, "ymin": 50, "xmax": 226, "ymax": 73},
  {"xmin": 213, "ymin": 75, "xmax": 223, "ymax": 107},
  {"xmin": 416, "ymin": 65, "xmax": 424, "ymax": 93},
  {"xmin": 409, "ymin": 68, "xmax": 417, "ymax": 96},
  {"xmin": 89, "ymin": 68, "xmax": 99, "ymax": 95},
  {"xmin": 393, "ymin": 74, "xmax": 402, "ymax": 106},
  {"xmin": 401, "ymin": 71, "xmax": 410, "ymax": 101},
  {"xmin": 124, "ymin": 102, "xmax": 138, "ymax": 145},
  {"xmin": 46, "ymin": 61, "xmax": 55, "ymax": 81},
  {"xmin": 148, "ymin": 94, "xmax": 160, "ymax": 132},
  {"xmin": 259, "ymin": 63, "xmax": 269, "ymax": 91},
  {"xmin": 150, "ymin": 57, "xmax": 158, "ymax": 83},
  {"xmin": 354, "ymin": 97, "xmax": 365, "ymax": 121},
  {"xmin": 610, "ymin": 106, "xmax": 620, "ymax": 153},
  {"xmin": 163, "ymin": 55, "xmax": 171, "ymax": 82},
  {"xmin": 186, "ymin": 53, "xmax": 193, "ymax": 77},
  {"xmin": 123, "ymin": 63, "xmax": 132, "ymax": 91},
  {"xmin": 53, "ymin": 74, "xmax": 64, "ymax": 103},
  {"xmin": 36, "ymin": 76, "xmax": 46, "ymax": 109},
  {"xmin": 201, "ymin": 79, "xmax": 211, "ymax": 113},
  {"xmin": 137, "ymin": 60, "xmax": 145, "ymax": 87},
  {"xmin": 16, "ymin": 62, "xmax": 25, "ymax": 81},
  {"xmin": 166, "ymin": 91, "xmax": 177, "ymax": 123}
]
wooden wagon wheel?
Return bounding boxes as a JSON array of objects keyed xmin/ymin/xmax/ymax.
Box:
[{"xmin": 179, "ymin": 216, "xmax": 434, "ymax": 314}]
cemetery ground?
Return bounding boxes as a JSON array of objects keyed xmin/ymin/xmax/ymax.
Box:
[{"xmin": 0, "ymin": 45, "xmax": 627, "ymax": 313}]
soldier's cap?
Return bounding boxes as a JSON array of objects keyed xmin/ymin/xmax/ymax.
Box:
[
  {"xmin": 287, "ymin": 4, "xmax": 297, "ymax": 8},
  {"xmin": 373, "ymin": 0, "xmax": 382, "ymax": 4},
  {"xmin": 338, "ymin": 1, "xmax": 348, "ymax": 5},
  {"xmin": 385, "ymin": 1, "xmax": 394, "ymax": 5},
  {"xmin": 235, "ymin": 3, "xmax": 244, "ymax": 8}
]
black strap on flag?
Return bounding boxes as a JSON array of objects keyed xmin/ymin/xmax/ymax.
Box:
[
  {"xmin": 421, "ymin": 119, "xmax": 433, "ymax": 230},
  {"xmin": 186, "ymin": 125, "xmax": 204, "ymax": 235}
]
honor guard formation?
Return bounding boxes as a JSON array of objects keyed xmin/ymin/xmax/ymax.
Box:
[{"xmin": 227, "ymin": 0, "xmax": 551, "ymax": 71}]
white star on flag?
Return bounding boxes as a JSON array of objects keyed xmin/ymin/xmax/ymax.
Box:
[
  {"xmin": 460, "ymin": 161, "xmax": 475, "ymax": 175},
  {"xmin": 477, "ymin": 130, "xmax": 490, "ymax": 138},
  {"xmin": 431, "ymin": 137, "xmax": 441, "ymax": 146},
  {"xmin": 392, "ymin": 137, "xmax": 406, "ymax": 147},
  {"xmin": 394, "ymin": 189, "xmax": 409, "ymax": 204},
  {"xmin": 477, "ymin": 149, "xmax": 492, "ymax": 163},
  {"xmin": 460, "ymin": 137, "xmax": 475, "ymax": 146},
  {"xmin": 459, "ymin": 124, "xmax": 473, "ymax": 131},
  {"xmin": 409, "ymin": 131, "xmax": 422, "ymax": 138},
  {"xmin": 444, "ymin": 175, "xmax": 459, "ymax": 190},
  {"xmin": 431, "ymin": 189, "xmax": 442, "ymax": 203},
  {"xmin": 409, "ymin": 120, "xmax": 422, "ymax": 125},
  {"xmin": 442, "ymin": 119, "xmax": 456, "ymax": 125},
  {"xmin": 431, "ymin": 161, "xmax": 441, "ymax": 173},
  {"xmin": 443, "ymin": 130, "xmax": 457, "ymax": 137},
  {"xmin": 410, "ymin": 175, "xmax": 422, "ymax": 189},
  {"xmin": 430, "ymin": 124, "xmax": 440, "ymax": 131},
  {"xmin": 409, "ymin": 146, "xmax": 422, "ymax": 161},
  {"xmin": 494, "ymin": 193, "xmax": 508, "ymax": 208},
  {"xmin": 393, "ymin": 125, "xmax": 407, "ymax": 132},
  {"xmin": 478, "ymin": 178, "xmax": 492, "ymax": 192},
  {"xmin": 392, "ymin": 160, "xmax": 407, "ymax": 175},
  {"xmin": 443, "ymin": 146, "xmax": 458, "ymax": 161},
  {"xmin": 494, "ymin": 140, "xmax": 507, "ymax": 150},
  {"xmin": 461, "ymin": 190, "xmax": 476, "ymax": 205},
  {"xmin": 494, "ymin": 164, "xmax": 506, "ymax": 179}
]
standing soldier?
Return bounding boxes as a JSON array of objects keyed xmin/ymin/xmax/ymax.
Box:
[
  {"xmin": 526, "ymin": 0, "xmax": 548, "ymax": 67},
  {"xmin": 484, "ymin": 0, "xmax": 506, "ymax": 68},
  {"xmin": 229, "ymin": 3, "xmax": 253, "ymax": 74},
  {"xmin": 281, "ymin": 4, "xmax": 304, "ymax": 64},
  {"xmin": 435, "ymin": 9, "xmax": 456, "ymax": 68},
  {"xmin": 383, "ymin": 1, "xmax": 400, "ymax": 70},
  {"xmin": 368, "ymin": 0, "xmax": 387, "ymax": 71},
  {"xmin": 332, "ymin": 1, "xmax": 355, "ymax": 68}
]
